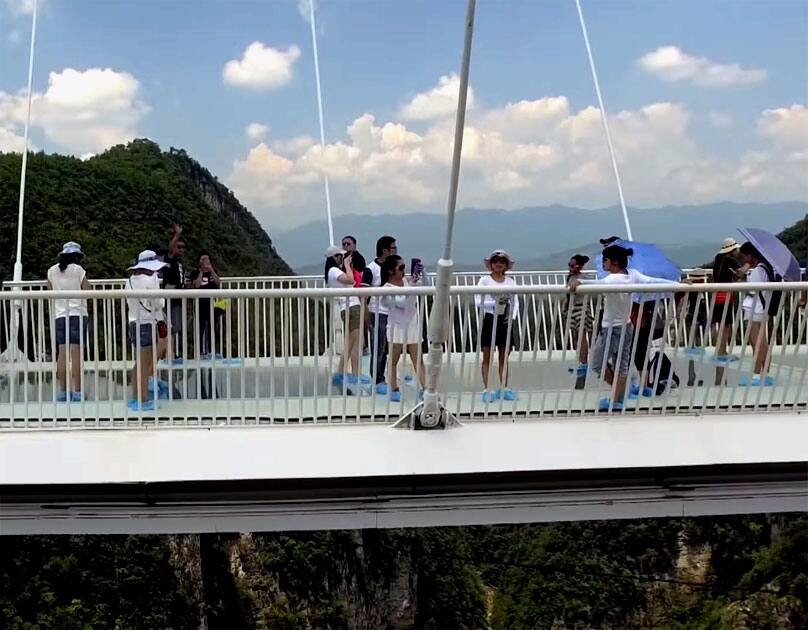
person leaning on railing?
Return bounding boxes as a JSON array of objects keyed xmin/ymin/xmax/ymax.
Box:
[
  {"xmin": 564, "ymin": 254, "xmax": 593, "ymax": 376},
  {"xmin": 46, "ymin": 242, "xmax": 92, "ymax": 402},
  {"xmin": 127, "ymin": 250, "xmax": 169, "ymax": 411}
]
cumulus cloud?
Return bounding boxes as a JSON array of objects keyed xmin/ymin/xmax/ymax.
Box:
[
  {"xmin": 227, "ymin": 91, "xmax": 807, "ymax": 228},
  {"xmin": 638, "ymin": 46, "xmax": 766, "ymax": 87},
  {"xmin": 245, "ymin": 122, "xmax": 269, "ymax": 141},
  {"xmin": 0, "ymin": 67, "xmax": 148, "ymax": 155},
  {"xmin": 400, "ymin": 73, "xmax": 475, "ymax": 120},
  {"xmin": 223, "ymin": 42, "xmax": 300, "ymax": 90},
  {"xmin": 757, "ymin": 104, "xmax": 808, "ymax": 147}
]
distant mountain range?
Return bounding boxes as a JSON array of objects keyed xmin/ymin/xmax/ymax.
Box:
[{"xmin": 274, "ymin": 202, "xmax": 806, "ymax": 273}]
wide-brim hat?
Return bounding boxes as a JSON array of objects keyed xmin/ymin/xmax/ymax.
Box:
[
  {"xmin": 718, "ymin": 238, "xmax": 740, "ymax": 255},
  {"xmin": 129, "ymin": 249, "xmax": 168, "ymax": 272},
  {"xmin": 59, "ymin": 241, "xmax": 83, "ymax": 256},
  {"xmin": 484, "ymin": 249, "xmax": 514, "ymax": 270},
  {"xmin": 324, "ymin": 245, "xmax": 347, "ymax": 258}
]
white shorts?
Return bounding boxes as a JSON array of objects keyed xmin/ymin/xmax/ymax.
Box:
[
  {"xmin": 387, "ymin": 317, "xmax": 421, "ymax": 345},
  {"xmin": 743, "ymin": 308, "xmax": 767, "ymax": 323}
]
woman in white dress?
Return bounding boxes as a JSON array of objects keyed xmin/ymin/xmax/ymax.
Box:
[{"xmin": 381, "ymin": 255, "xmax": 424, "ymax": 402}]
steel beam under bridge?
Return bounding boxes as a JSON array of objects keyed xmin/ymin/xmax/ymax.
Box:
[{"xmin": 1, "ymin": 413, "xmax": 806, "ymax": 535}]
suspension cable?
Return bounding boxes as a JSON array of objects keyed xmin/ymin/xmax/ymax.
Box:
[
  {"xmin": 307, "ymin": 0, "xmax": 335, "ymax": 246},
  {"xmin": 574, "ymin": 0, "xmax": 634, "ymax": 240}
]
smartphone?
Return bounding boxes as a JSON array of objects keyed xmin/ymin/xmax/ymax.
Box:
[{"xmin": 411, "ymin": 257, "xmax": 422, "ymax": 278}]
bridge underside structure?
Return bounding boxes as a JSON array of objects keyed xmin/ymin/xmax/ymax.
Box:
[{"xmin": 2, "ymin": 412, "xmax": 806, "ymax": 535}]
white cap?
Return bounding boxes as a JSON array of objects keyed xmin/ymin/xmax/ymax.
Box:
[
  {"xmin": 324, "ymin": 245, "xmax": 346, "ymax": 258},
  {"xmin": 60, "ymin": 241, "xmax": 82, "ymax": 256},
  {"xmin": 129, "ymin": 250, "xmax": 168, "ymax": 272}
]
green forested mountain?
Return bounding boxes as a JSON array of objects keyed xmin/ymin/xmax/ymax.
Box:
[
  {"xmin": 0, "ymin": 139, "xmax": 291, "ymax": 282},
  {"xmin": 2, "ymin": 515, "xmax": 805, "ymax": 629},
  {"xmin": 779, "ymin": 214, "xmax": 808, "ymax": 264}
]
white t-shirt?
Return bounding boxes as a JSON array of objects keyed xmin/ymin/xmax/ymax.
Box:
[
  {"xmin": 366, "ymin": 259, "xmax": 389, "ymax": 315},
  {"xmin": 582, "ymin": 270, "xmax": 679, "ymax": 327},
  {"xmin": 47, "ymin": 263, "xmax": 88, "ymax": 318},
  {"xmin": 327, "ymin": 266, "xmax": 360, "ymax": 311},
  {"xmin": 127, "ymin": 273, "xmax": 165, "ymax": 324},
  {"xmin": 742, "ymin": 264, "xmax": 773, "ymax": 318},
  {"xmin": 475, "ymin": 275, "xmax": 519, "ymax": 319},
  {"xmin": 383, "ymin": 278, "xmax": 419, "ymax": 325}
]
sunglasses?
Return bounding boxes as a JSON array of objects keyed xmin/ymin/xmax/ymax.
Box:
[
  {"xmin": 491, "ymin": 257, "xmax": 507, "ymax": 264},
  {"xmin": 396, "ymin": 264, "xmax": 406, "ymax": 271}
]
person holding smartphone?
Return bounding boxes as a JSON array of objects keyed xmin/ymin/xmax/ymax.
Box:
[
  {"xmin": 190, "ymin": 253, "xmax": 223, "ymax": 359},
  {"xmin": 381, "ymin": 254, "xmax": 425, "ymax": 401}
]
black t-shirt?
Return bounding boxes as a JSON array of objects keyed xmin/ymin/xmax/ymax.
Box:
[
  {"xmin": 712, "ymin": 255, "xmax": 739, "ymax": 283},
  {"xmin": 162, "ymin": 256, "xmax": 186, "ymax": 310}
]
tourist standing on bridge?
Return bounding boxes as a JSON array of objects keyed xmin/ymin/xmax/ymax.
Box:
[
  {"xmin": 367, "ymin": 236, "xmax": 397, "ymax": 394},
  {"xmin": 163, "ymin": 223, "xmax": 188, "ymax": 364},
  {"xmin": 739, "ymin": 242, "xmax": 774, "ymax": 386},
  {"xmin": 570, "ymin": 244, "xmax": 681, "ymax": 411},
  {"xmin": 47, "ymin": 242, "xmax": 92, "ymax": 402},
  {"xmin": 565, "ymin": 254, "xmax": 593, "ymax": 376},
  {"xmin": 325, "ymin": 246, "xmax": 363, "ymax": 389},
  {"xmin": 477, "ymin": 250, "xmax": 519, "ymax": 403},
  {"xmin": 711, "ymin": 238, "xmax": 743, "ymax": 385},
  {"xmin": 381, "ymin": 254, "xmax": 425, "ymax": 401},
  {"xmin": 127, "ymin": 250, "xmax": 169, "ymax": 411},
  {"xmin": 190, "ymin": 253, "xmax": 224, "ymax": 360}
]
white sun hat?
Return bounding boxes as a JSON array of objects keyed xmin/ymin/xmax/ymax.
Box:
[{"xmin": 129, "ymin": 250, "xmax": 169, "ymax": 272}]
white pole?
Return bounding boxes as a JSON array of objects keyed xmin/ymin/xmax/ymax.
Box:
[
  {"xmin": 574, "ymin": 0, "xmax": 633, "ymax": 241},
  {"xmin": 13, "ymin": 0, "xmax": 39, "ymax": 281},
  {"xmin": 308, "ymin": 0, "xmax": 335, "ymax": 246},
  {"xmin": 416, "ymin": 0, "xmax": 476, "ymax": 429}
]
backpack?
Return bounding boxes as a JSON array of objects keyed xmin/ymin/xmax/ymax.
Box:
[
  {"xmin": 758, "ymin": 262, "xmax": 783, "ymax": 317},
  {"xmin": 647, "ymin": 350, "xmax": 680, "ymax": 396}
]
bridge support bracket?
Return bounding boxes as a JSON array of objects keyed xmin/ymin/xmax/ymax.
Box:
[{"xmin": 392, "ymin": 394, "xmax": 461, "ymax": 430}]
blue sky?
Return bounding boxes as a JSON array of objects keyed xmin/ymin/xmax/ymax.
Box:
[{"xmin": 1, "ymin": 0, "xmax": 806, "ymax": 230}]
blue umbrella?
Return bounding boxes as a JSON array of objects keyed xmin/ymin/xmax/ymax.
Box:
[
  {"xmin": 738, "ymin": 227, "xmax": 801, "ymax": 281},
  {"xmin": 595, "ymin": 239, "xmax": 681, "ymax": 280},
  {"xmin": 595, "ymin": 239, "xmax": 681, "ymax": 303}
]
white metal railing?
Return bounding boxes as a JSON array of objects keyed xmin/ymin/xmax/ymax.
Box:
[
  {"xmin": 2, "ymin": 269, "xmax": 594, "ymax": 291},
  {"xmin": 1, "ymin": 282, "xmax": 806, "ymax": 428}
]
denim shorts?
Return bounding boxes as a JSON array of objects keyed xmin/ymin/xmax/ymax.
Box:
[
  {"xmin": 128, "ymin": 322, "xmax": 156, "ymax": 349},
  {"xmin": 591, "ymin": 324, "xmax": 635, "ymax": 376},
  {"xmin": 54, "ymin": 316, "xmax": 87, "ymax": 345}
]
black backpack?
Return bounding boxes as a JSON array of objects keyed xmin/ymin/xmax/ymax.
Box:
[
  {"xmin": 758, "ymin": 262, "xmax": 783, "ymax": 317},
  {"xmin": 647, "ymin": 351, "xmax": 680, "ymax": 396}
]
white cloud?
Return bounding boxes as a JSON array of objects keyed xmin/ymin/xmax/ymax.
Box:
[
  {"xmin": 245, "ymin": 122, "xmax": 269, "ymax": 141},
  {"xmin": 400, "ymin": 73, "xmax": 475, "ymax": 120},
  {"xmin": 757, "ymin": 104, "xmax": 808, "ymax": 147},
  {"xmin": 223, "ymin": 42, "xmax": 300, "ymax": 90},
  {"xmin": 0, "ymin": 67, "xmax": 148, "ymax": 155},
  {"xmin": 228, "ymin": 90, "xmax": 808, "ymax": 228},
  {"xmin": 0, "ymin": 125, "xmax": 26, "ymax": 152},
  {"xmin": 638, "ymin": 46, "xmax": 767, "ymax": 87}
]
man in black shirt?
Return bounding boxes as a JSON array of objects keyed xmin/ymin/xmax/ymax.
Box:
[{"xmin": 163, "ymin": 223, "xmax": 187, "ymax": 362}]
